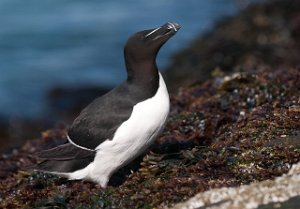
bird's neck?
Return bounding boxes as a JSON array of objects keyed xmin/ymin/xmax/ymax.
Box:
[{"xmin": 125, "ymin": 59, "xmax": 159, "ymax": 85}]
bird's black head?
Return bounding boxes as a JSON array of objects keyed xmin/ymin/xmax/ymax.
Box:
[{"xmin": 124, "ymin": 22, "xmax": 181, "ymax": 67}]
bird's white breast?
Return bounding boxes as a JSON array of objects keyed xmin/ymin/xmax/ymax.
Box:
[
  {"xmin": 103, "ymin": 72, "xmax": 170, "ymax": 153},
  {"xmin": 67, "ymin": 73, "xmax": 170, "ymax": 187}
]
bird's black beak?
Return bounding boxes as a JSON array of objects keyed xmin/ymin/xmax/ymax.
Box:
[{"xmin": 144, "ymin": 22, "xmax": 181, "ymax": 40}]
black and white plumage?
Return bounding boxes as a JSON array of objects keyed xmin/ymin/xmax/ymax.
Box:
[{"xmin": 35, "ymin": 22, "xmax": 181, "ymax": 188}]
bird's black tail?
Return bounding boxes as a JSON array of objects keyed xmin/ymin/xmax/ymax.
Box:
[{"xmin": 32, "ymin": 143, "xmax": 96, "ymax": 173}]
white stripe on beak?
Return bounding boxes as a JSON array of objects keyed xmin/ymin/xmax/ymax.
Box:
[
  {"xmin": 167, "ymin": 22, "xmax": 178, "ymax": 32},
  {"xmin": 145, "ymin": 27, "xmax": 161, "ymax": 37}
]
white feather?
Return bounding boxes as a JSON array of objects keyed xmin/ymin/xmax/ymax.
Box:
[{"xmin": 67, "ymin": 134, "xmax": 95, "ymax": 152}]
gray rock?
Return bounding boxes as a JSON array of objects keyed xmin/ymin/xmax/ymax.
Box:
[{"xmin": 168, "ymin": 162, "xmax": 300, "ymax": 209}]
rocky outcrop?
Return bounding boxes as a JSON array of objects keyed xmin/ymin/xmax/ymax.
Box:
[
  {"xmin": 171, "ymin": 162, "xmax": 300, "ymax": 209},
  {"xmin": 164, "ymin": 0, "xmax": 300, "ymax": 92},
  {"xmin": 1, "ymin": 67, "xmax": 299, "ymax": 208}
]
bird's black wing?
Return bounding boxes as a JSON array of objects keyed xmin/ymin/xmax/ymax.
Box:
[
  {"xmin": 34, "ymin": 143, "xmax": 96, "ymax": 173},
  {"xmin": 36, "ymin": 143, "xmax": 95, "ymax": 160},
  {"xmin": 67, "ymin": 80, "xmax": 158, "ymax": 150}
]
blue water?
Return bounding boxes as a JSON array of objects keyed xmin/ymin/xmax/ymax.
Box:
[{"xmin": 0, "ymin": 0, "xmax": 253, "ymax": 118}]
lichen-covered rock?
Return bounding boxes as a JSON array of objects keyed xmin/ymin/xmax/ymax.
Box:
[{"xmin": 170, "ymin": 162, "xmax": 300, "ymax": 209}]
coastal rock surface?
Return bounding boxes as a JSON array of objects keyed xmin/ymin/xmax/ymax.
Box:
[
  {"xmin": 171, "ymin": 162, "xmax": 300, "ymax": 209},
  {"xmin": 164, "ymin": 0, "xmax": 300, "ymax": 92},
  {"xmin": 1, "ymin": 67, "xmax": 299, "ymax": 208}
]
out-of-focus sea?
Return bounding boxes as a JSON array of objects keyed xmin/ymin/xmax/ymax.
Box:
[{"xmin": 0, "ymin": 0, "xmax": 254, "ymax": 118}]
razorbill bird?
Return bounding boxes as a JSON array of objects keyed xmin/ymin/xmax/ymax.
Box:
[{"xmin": 34, "ymin": 22, "xmax": 181, "ymax": 188}]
